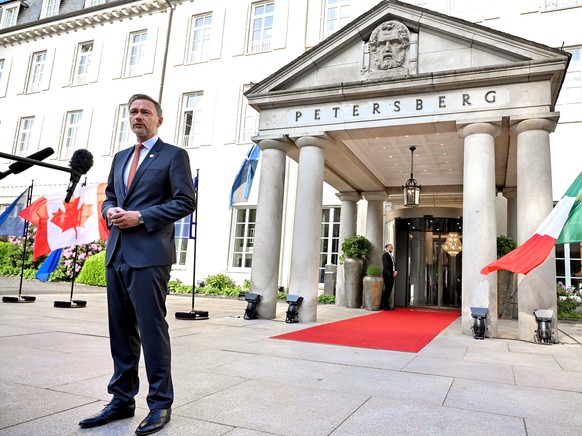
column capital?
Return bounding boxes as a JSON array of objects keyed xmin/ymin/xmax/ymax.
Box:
[
  {"xmin": 457, "ymin": 122, "xmax": 501, "ymax": 139},
  {"xmin": 362, "ymin": 191, "xmax": 389, "ymax": 202},
  {"xmin": 336, "ymin": 191, "xmax": 361, "ymax": 202},
  {"xmin": 254, "ymin": 136, "xmax": 294, "ymax": 153},
  {"xmin": 510, "ymin": 117, "xmax": 558, "ymax": 135},
  {"xmin": 292, "ymin": 133, "xmax": 332, "ymax": 149}
]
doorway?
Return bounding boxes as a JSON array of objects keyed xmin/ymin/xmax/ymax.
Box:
[{"xmin": 394, "ymin": 217, "xmax": 462, "ymax": 309}]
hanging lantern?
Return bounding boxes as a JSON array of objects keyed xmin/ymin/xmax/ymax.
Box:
[
  {"xmin": 402, "ymin": 146, "xmax": 421, "ymax": 206},
  {"xmin": 442, "ymin": 232, "xmax": 462, "ymax": 256}
]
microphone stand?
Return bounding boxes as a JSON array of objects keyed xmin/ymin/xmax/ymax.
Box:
[
  {"xmin": 176, "ymin": 169, "xmax": 209, "ymax": 320},
  {"xmin": 0, "ymin": 151, "xmax": 71, "ymax": 175},
  {"xmin": 2, "ymin": 182, "xmax": 37, "ymax": 303}
]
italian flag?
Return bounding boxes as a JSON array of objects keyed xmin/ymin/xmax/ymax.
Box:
[
  {"xmin": 19, "ymin": 183, "xmax": 109, "ymax": 261},
  {"xmin": 481, "ymin": 171, "xmax": 582, "ymax": 275}
]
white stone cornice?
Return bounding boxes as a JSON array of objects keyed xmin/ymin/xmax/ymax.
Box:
[{"xmin": 0, "ymin": 0, "xmax": 174, "ymax": 47}]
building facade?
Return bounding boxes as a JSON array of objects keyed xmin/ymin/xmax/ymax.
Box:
[{"xmin": 0, "ymin": 0, "xmax": 581, "ymax": 340}]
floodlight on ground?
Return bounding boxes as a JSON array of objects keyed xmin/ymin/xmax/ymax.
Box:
[
  {"xmin": 470, "ymin": 307, "xmax": 488, "ymax": 340},
  {"xmin": 534, "ymin": 309, "xmax": 555, "ymax": 344},
  {"xmin": 239, "ymin": 292, "xmax": 261, "ymax": 320},
  {"xmin": 285, "ymin": 295, "xmax": 303, "ymax": 323}
]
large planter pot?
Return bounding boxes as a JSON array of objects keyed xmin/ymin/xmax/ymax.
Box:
[
  {"xmin": 342, "ymin": 257, "xmax": 366, "ymax": 308},
  {"xmin": 363, "ymin": 275, "xmax": 383, "ymax": 311}
]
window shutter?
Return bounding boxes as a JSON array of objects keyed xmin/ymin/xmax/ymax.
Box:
[
  {"xmin": 209, "ymin": 7, "xmax": 226, "ymax": 60},
  {"xmin": 272, "ymin": 0, "xmax": 289, "ymax": 50},
  {"xmin": 144, "ymin": 26, "xmax": 159, "ymax": 75},
  {"xmin": 42, "ymin": 48, "xmax": 56, "ymax": 91},
  {"xmin": 0, "ymin": 56, "xmax": 12, "ymax": 97},
  {"xmin": 88, "ymin": 38, "xmax": 103, "ymax": 83}
]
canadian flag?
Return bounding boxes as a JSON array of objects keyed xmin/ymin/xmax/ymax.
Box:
[{"xmin": 19, "ymin": 183, "xmax": 109, "ymax": 260}]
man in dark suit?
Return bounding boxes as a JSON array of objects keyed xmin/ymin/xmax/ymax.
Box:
[
  {"xmin": 382, "ymin": 243, "xmax": 398, "ymax": 310},
  {"xmin": 79, "ymin": 94, "xmax": 195, "ymax": 435}
]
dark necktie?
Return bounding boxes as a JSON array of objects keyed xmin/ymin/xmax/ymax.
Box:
[{"xmin": 126, "ymin": 143, "xmax": 143, "ymax": 192}]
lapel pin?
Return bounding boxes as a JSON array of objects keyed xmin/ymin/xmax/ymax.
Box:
[{"xmin": 149, "ymin": 154, "xmax": 154, "ymax": 158}]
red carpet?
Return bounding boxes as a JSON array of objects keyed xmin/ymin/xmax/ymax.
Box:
[{"xmin": 272, "ymin": 309, "xmax": 460, "ymax": 353}]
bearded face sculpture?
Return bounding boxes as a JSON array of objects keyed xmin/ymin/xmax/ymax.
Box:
[{"xmin": 369, "ymin": 21, "xmax": 410, "ymax": 70}]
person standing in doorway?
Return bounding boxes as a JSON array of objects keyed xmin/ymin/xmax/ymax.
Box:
[
  {"xmin": 79, "ymin": 94, "xmax": 196, "ymax": 435},
  {"xmin": 382, "ymin": 243, "xmax": 398, "ymax": 310}
]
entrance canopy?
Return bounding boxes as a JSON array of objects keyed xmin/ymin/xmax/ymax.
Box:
[{"xmin": 246, "ymin": 0, "xmax": 569, "ymax": 204}]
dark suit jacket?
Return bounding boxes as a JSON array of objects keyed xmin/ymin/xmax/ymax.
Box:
[
  {"xmin": 102, "ymin": 139, "xmax": 196, "ymax": 268},
  {"xmin": 382, "ymin": 252, "xmax": 395, "ymax": 275}
]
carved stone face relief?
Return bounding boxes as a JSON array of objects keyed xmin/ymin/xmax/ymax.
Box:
[
  {"xmin": 369, "ymin": 20, "xmax": 410, "ymax": 70},
  {"xmin": 362, "ymin": 20, "xmax": 416, "ymax": 79}
]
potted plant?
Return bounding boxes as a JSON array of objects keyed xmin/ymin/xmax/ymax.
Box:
[
  {"xmin": 497, "ymin": 235, "xmax": 518, "ymax": 319},
  {"xmin": 338, "ymin": 235, "xmax": 372, "ymax": 308},
  {"xmin": 363, "ymin": 265, "xmax": 383, "ymax": 311}
]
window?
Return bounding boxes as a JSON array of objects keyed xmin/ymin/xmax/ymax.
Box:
[
  {"xmin": 61, "ymin": 111, "xmax": 83, "ymax": 159},
  {"xmin": 112, "ymin": 105, "xmax": 131, "ymax": 154},
  {"xmin": 85, "ymin": 0, "xmax": 106, "ymax": 6},
  {"xmin": 73, "ymin": 42, "xmax": 93, "ymax": 85},
  {"xmin": 556, "ymin": 243, "xmax": 582, "ymax": 291},
  {"xmin": 558, "ymin": 49, "xmax": 582, "ymax": 105},
  {"xmin": 41, "ymin": 0, "xmax": 60, "ymax": 19},
  {"xmin": 188, "ymin": 14, "xmax": 212, "ymax": 63},
  {"xmin": 324, "ymin": 0, "xmax": 351, "ymax": 38},
  {"xmin": 238, "ymin": 84, "xmax": 259, "ymax": 143},
  {"xmin": 319, "ymin": 207, "xmax": 341, "ymax": 283},
  {"xmin": 15, "ymin": 117, "xmax": 35, "ymax": 156},
  {"xmin": 544, "ymin": 0, "xmax": 582, "ymax": 10},
  {"xmin": 180, "ymin": 92, "xmax": 203, "ymax": 148},
  {"xmin": 174, "ymin": 215, "xmax": 191, "ymax": 266},
  {"xmin": 125, "ymin": 31, "xmax": 147, "ymax": 76},
  {"xmin": 0, "ymin": 5, "xmax": 18, "ymax": 29},
  {"xmin": 249, "ymin": 2, "xmax": 274, "ymax": 53},
  {"xmin": 27, "ymin": 51, "xmax": 47, "ymax": 93},
  {"xmin": 231, "ymin": 208, "xmax": 256, "ymax": 268},
  {"xmin": 0, "ymin": 59, "xmax": 4, "ymax": 88}
]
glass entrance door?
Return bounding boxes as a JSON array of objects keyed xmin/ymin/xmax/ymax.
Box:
[{"xmin": 396, "ymin": 217, "xmax": 462, "ymax": 309}]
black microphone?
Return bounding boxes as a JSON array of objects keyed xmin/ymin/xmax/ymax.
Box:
[
  {"xmin": 64, "ymin": 149, "xmax": 94, "ymax": 203},
  {"xmin": 0, "ymin": 147, "xmax": 55, "ymax": 180}
]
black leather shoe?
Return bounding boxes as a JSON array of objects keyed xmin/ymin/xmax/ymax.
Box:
[
  {"xmin": 79, "ymin": 401, "xmax": 135, "ymax": 428},
  {"xmin": 135, "ymin": 408, "xmax": 171, "ymax": 435}
]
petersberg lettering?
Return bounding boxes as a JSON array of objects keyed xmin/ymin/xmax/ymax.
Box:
[{"xmin": 286, "ymin": 88, "xmax": 509, "ymax": 126}]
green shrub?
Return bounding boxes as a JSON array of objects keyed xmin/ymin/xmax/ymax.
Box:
[
  {"xmin": 76, "ymin": 251, "xmax": 107, "ymax": 286},
  {"xmin": 497, "ymin": 235, "xmax": 517, "ymax": 258},
  {"xmin": 204, "ymin": 273, "xmax": 236, "ymax": 290},
  {"xmin": 366, "ymin": 265, "xmax": 382, "ymax": 276},
  {"xmin": 168, "ymin": 279, "xmax": 192, "ymax": 294},
  {"xmin": 318, "ymin": 294, "xmax": 335, "ymax": 304},
  {"xmin": 557, "ymin": 282, "xmax": 582, "ymax": 320},
  {"xmin": 341, "ymin": 235, "xmax": 372, "ymax": 262}
]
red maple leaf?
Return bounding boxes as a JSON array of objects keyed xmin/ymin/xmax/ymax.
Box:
[{"xmin": 50, "ymin": 195, "xmax": 94, "ymax": 239}]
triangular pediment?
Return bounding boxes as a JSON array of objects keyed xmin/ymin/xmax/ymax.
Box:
[{"xmin": 246, "ymin": 0, "xmax": 569, "ymax": 108}]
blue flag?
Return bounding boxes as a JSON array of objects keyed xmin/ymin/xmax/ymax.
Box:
[
  {"xmin": 35, "ymin": 248, "xmax": 63, "ymax": 282},
  {"xmin": 229, "ymin": 143, "xmax": 261, "ymax": 208},
  {"xmin": 0, "ymin": 188, "xmax": 28, "ymax": 237}
]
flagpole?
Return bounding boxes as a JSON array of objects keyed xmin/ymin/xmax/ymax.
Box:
[
  {"xmin": 54, "ymin": 178, "xmax": 87, "ymax": 308},
  {"xmin": 2, "ymin": 183, "xmax": 37, "ymax": 303},
  {"xmin": 176, "ymin": 168, "xmax": 209, "ymax": 320}
]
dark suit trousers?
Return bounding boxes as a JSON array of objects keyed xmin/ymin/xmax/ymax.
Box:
[
  {"xmin": 382, "ymin": 273, "xmax": 395, "ymax": 309},
  {"xmin": 106, "ymin": 249, "xmax": 173, "ymax": 409}
]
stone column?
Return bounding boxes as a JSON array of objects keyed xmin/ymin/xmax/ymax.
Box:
[
  {"xmin": 250, "ymin": 137, "xmax": 293, "ymax": 319},
  {"xmin": 512, "ymin": 117, "xmax": 558, "ymax": 342},
  {"xmin": 458, "ymin": 122, "xmax": 500, "ymax": 337},
  {"xmin": 363, "ymin": 191, "xmax": 387, "ymax": 270},
  {"xmin": 335, "ymin": 191, "xmax": 360, "ymax": 307},
  {"xmin": 288, "ymin": 135, "xmax": 328, "ymax": 322}
]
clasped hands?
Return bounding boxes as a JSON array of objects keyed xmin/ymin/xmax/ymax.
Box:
[{"xmin": 107, "ymin": 207, "xmax": 141, "ymax": 229}]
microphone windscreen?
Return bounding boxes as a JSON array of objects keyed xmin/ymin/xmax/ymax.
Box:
[
  {"xmin": 9, "ymin": 147, "xmax": 55, "ymax": 174},
  {"xmin": 70, "ymin": 149, "xmax": 94, "ymax": 174}
]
